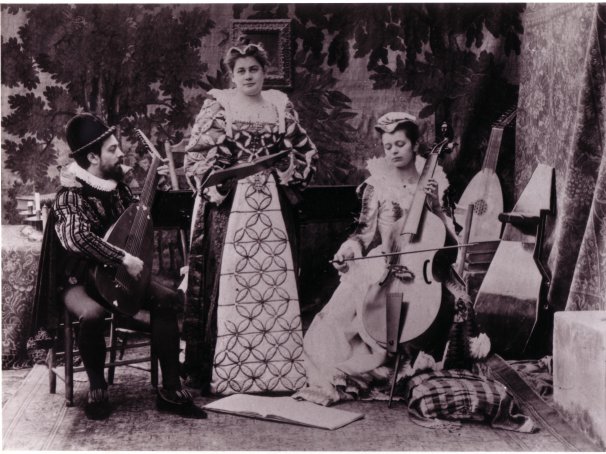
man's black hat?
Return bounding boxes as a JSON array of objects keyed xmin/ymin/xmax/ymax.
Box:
[{"xmin": 66, "ymin": 113, "xmax": 116, "ymax": 157}]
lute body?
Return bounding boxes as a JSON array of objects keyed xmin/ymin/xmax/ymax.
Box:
[
  {"xmin": 93, "ymin": 203, "xmax": 156, "ymax": 315},
  {"xmin": 93, "ymin": 130, "xmax": 161, "ymax": 316},
  {"xmin": 456, "ymin": 169, "xmax": 503, "ymax": 242}
]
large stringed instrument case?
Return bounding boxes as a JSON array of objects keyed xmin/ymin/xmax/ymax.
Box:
[{"xmin": 474, "ymin": 164, "xmax": 554, "ymax": 357}]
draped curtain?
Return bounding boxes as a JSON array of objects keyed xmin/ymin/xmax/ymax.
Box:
[{"xmin": 516, "ymin": 4, "xmax": 606, "ymax": 311}]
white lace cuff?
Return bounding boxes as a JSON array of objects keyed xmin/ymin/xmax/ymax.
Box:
[
  {"xmin": 341, "ymin": 239, "xmax": 364, "ymax": 258},
  {"xmin": 203, "ymin": 186, "xmax": 228, "ymax": 205}
]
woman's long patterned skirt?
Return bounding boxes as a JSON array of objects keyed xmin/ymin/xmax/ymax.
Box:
[{"xmin": 211, "ymin": 172, "xmax": 306, "ymax": 394}]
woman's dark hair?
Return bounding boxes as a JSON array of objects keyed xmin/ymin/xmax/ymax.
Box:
[
  {"xmin": 391, "ymin": 121, "xmax": 420, "ymax": 146},
  {"xmin": 73, "ymin": 142, "xmax": 102, "ymax": 169},
  {"xmin": 224, "ymin": 37, "xmax": 270, "ymax": 72}
]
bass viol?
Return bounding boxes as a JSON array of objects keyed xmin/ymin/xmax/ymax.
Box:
[{"xmin": 360, "ymin": 125, "xmax": 454, "ymax": 349}]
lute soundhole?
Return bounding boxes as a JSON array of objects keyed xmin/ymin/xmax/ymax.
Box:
[{"xmin": 474, "ymin": 199, "xmax": 488, "ymax": 215}]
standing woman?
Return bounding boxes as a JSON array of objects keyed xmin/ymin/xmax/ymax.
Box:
[{"xmin": 183, "ymin": 42, "xmax": 318, "ymax": 395}]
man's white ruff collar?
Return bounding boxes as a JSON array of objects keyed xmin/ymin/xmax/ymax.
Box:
[{"xmin": 62, "ymin": 162, "xmax": 118, "ymax": 192}]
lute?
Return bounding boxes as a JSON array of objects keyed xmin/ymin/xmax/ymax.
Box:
[
  {"xmin": 455, "ymin": 108, "xmax": 517, "ymax": 246},
  {"xmin": 92, "ymin": 130, "xmax": 161, "ymax": 316}
]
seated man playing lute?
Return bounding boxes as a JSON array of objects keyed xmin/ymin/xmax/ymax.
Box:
[{"xmin": 32, "ymin": 113, "xmax": 206, "ymax": 421}]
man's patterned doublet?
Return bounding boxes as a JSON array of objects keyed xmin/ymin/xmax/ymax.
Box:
[{"xmin": 52, "ymin": 162, "xmax": 133, "ymax": 288}]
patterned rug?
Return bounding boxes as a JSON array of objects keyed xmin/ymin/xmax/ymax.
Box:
[{"xmin": 2, "ymin": 359, "xmax": 599, "ymax": 451}]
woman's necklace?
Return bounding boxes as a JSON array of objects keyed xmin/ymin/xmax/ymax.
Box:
[{"xmin": 392, "ymin": 166, "xmax": 419, "ymax": 188}]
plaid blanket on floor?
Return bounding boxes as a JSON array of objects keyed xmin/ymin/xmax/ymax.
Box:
[{"xmin": 405, "ymin": 369, "xmax": 537, "ymax": 433}]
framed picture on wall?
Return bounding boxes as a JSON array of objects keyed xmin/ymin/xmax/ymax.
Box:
[{"xmin": 232, "ymin": 19, "xmax": 292, "ymax": 89}]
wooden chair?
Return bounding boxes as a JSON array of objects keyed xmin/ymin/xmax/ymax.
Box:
[
  {"xmin": 47, "ymin": 306, "xmax": 158, "ymax": 407},
  {"xmin": 43, "ymin": 138, "xmax": 192, "ymax": 407}
]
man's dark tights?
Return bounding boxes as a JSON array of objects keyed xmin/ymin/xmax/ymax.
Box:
[{"xmin": 62, "ymin": 280, "xmax": 181, "ymax": 391}]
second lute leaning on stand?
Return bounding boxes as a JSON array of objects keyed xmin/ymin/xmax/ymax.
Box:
[
  {"xmin": 92, "ymin": 130, "xmax": 161, "ymax": 316},
  {"xmin": 454, "ymin": 108, "xmax": 516, "ymax": 246}
]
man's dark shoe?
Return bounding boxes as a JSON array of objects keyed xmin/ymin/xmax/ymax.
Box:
[
  {"xmin": 156, "ymin": 388, "xmax": 207, "ymax": 419},
  {"xmin": 84, "ymin": 389, "xmax": 111, "ymax": 421}
]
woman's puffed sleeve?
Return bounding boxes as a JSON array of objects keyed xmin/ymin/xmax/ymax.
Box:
[
  {"xmin": 275, "ymin": 102, "xmax": 318, "ymax": 187},
  {"xmin": 344, "ymin": 182, "xmax": 380, "ymax": 257},
  {"xmin": 184, "ymin": 98, "xmax": 233, "ymax": 185}
]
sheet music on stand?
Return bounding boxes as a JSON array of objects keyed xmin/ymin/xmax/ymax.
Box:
[{"xmin": 201, "ymin": 150, "xmax": 290, "ymax": 189}]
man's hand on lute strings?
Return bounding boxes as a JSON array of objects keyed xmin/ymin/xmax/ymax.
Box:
[{"xmin": 122, "ymin": 252, "xmax": 144, "ymax": 280}]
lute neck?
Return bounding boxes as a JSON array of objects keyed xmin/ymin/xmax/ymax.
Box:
[
  {"xmin": 123, "ymin": 156, "xmax": 160, "ymax": 256},
  {"xmin": 138, "ymin": 157, "xmax": 161, "ymax": 207},
  {"xmin": 482, "ymin": 108, "xmax": 516, "ymax": 172},
  {"xmin": 482, "ymin": 127, "xmax": 504, "ymax": 172}
]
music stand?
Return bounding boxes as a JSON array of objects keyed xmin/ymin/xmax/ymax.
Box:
[{"xmin": 201, "ymin": 150, "xmax": 290, "ymax": 189}]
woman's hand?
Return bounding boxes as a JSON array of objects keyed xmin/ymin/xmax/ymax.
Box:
[
  {"xmin": 156, "ymin": 159, "xmax": 172, "ymax": 189},
  {"xmin": 203, "ymin": 186, "xmax": 229, "ymax": 205},
  {"xmin": 332, "ymin": 244, "xmax": 355, "ymax": 273},
  {"xmin": 156, "ymin": 158, "xmax": 170, "ymax": 177},
  {"xmin": 424, "ymin": 178, "xmax": 441, "ymax": 212}
]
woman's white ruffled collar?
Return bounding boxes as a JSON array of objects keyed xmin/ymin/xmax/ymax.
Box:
[
  {"xmin": 61, "ymin": 162, "xmax": 118, "ymax": 192},
  {"xmin": 365, "ymin": 155, "xmax": 427, "ymax": 180}
]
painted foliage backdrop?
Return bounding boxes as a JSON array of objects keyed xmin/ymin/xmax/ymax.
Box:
[{"xmin": 2, "ymin": 3, "xmax": 523, "ymax": 221}]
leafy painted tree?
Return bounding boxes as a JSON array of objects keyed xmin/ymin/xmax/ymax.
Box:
[
  {"xmin": 2, "ymin": 3, "xmax": 525, "ymax": 218},
  {"xmin": 289, "ymin": 3, "xmax": 524, "ymax": 117},
  {"xmin": 1, "ymin": 4, "xmax": 215, "ymax": 221},
  {"xmin": 288, "ymin": 3, "xmax": 523, "ymax": 210}
]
